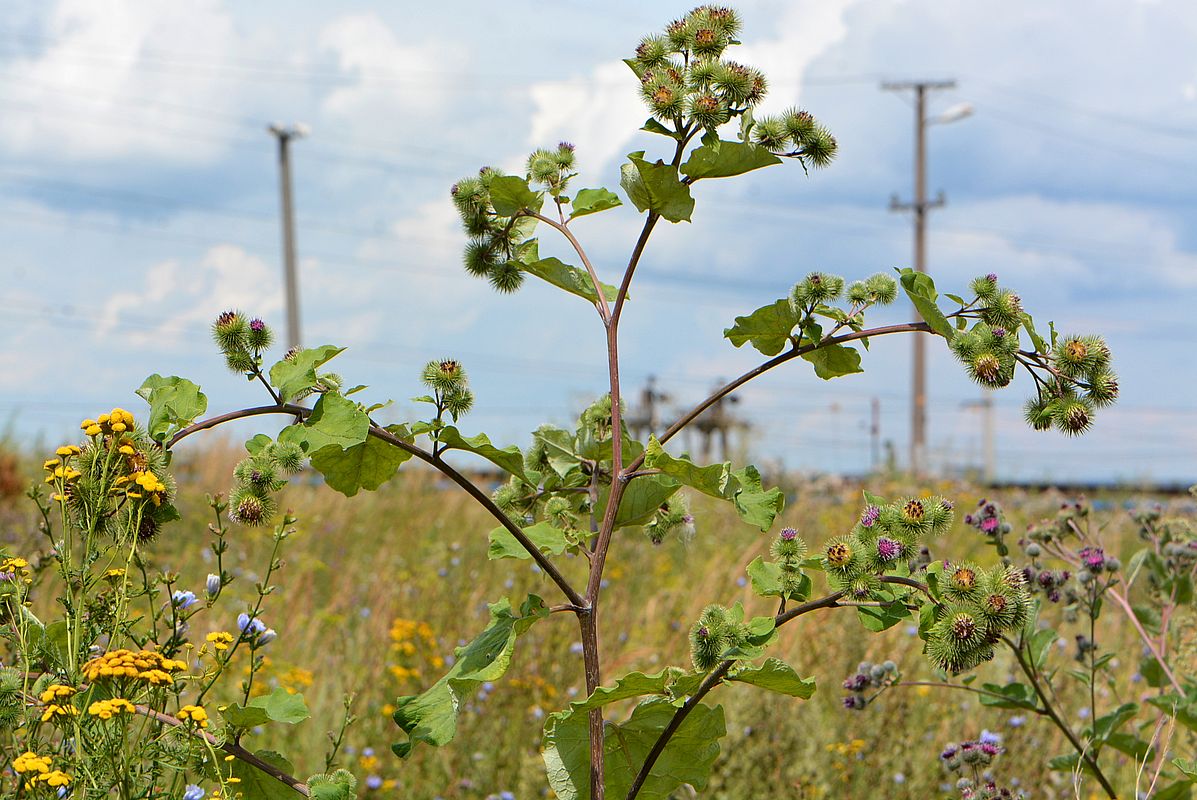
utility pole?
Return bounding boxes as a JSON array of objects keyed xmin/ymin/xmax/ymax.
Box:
[
  {"xmin": 962, "ymin": 393, "xmax": 996, "ymax": 484},
  {"xmin": 268, "ymin": 122, "xmax": 308, "ymax": 351},
  {"xmin": 870, "ymin": 397, "xmax": 881, "ymax": 472},
  {"xmin": 883, "ymin": 80, "xmax": 969, "ymax": 477}
]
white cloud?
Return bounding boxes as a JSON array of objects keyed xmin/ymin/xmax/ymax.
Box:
[
  {"xmin": 98, "ymin": 245, "xmax": 282, "ymax": 346},
  {"xmin": 0, "ymin": 0, "xmax": 247, "ymax": 162}
]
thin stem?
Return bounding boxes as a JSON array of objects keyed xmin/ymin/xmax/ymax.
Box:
[
  {"xmin": 167, "ymin": 404, "xmax": 586, "ymax": 609},
  {"xmin": 612, "ymin": 214, "xmax": 659, "ymax": 324},
  {"xmin": 893, "ymin": 681, "xmax": 1047, "ymax": 712},
  {"xmin": 625, "ymin": 591, "xmax": 845, "ymax": 800},
  {"xmin": 1003, "ymin": 636, "xmax": 1118, "ymax": 799},
  {"xmin": 1104, "ymin": 586, "xmax": 1182, "ymax": 692},
  {"xmin": 530, "ymin": 212, "xmax": 610, "ymax": 322},
  {"xmin": 134, "ymin": 704, "xmax": 309, "ymax": 796},
  {"xmin": 626, "ymin": 322, "xmax": 934, "ymax": 473}
]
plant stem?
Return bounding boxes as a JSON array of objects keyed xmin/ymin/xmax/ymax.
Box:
[
  {"xmin": 134, "ymin": 704, "xmax": 310, "ymax": 796},
  {"xmin": 625, "ymin": 591, "xmax": 846, "ymax": 800},
  {"xmin": 530, "ymin": 212, "xmax": 611, "ymax": 323},
  {"xmin": 1004, "ymin": 636, "xmax": 1118, "ymax": 799},
  {"xmin": 167, "ymin": 404, "xmax": 587, "ymax": 608},
  {"xmin": 625, "ymin": 322, "xmax": 935, "ymax": 473}
]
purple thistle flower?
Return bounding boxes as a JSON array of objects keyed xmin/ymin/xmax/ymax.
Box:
[
  {"xmin": 876, "ymin": 538, "xmax": 902, "ymax": 561},
  {"xmin": 1079, "ymin": 546, "xmax": 1106, "ymax": 570},
  {"xmin": 985, "ymin": 273, "xmax": 998, "ymax": 283},
  {"xmin": 981, "ymin": 517, "xmax": 999, "ymax": 533},
  {"xmin": 780, "ymin": 527, "xmax": 798, "ymax": 541},
  {"xmin": 861, "ymin": 506, "xmax": 880, "ymax": 527},
  {"xmin": 249, "ymin": 318, "xmax": 266, "ymax": 332}
]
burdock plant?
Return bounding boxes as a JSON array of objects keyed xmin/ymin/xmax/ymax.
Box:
[{"xmin": 111, "ymin": 5, "xmax": 1139, "ymax": 800}]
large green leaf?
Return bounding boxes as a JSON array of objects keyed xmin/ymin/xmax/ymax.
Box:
[
  {"xmin": 723, "ymin": 298, "xmax": 799, "ymax": 356},
  {"xmin": 437, "ymin": 426, "xmax": 533, "ymax": 483},
  {"xmin": 136, "ymin": 374, "xmax": 208, "ymax": 442},
  {"xmin": 223, "ymin": 687, "xmax": 311, "ymax": 729},
  {"xmin": 598, "ymin": 473, "xmax": 681, "ymax": 529},
  {"xmin": 643, "ymin": 438, "xmax": 784, "ymax": 531},
  {"xmin": 729, "ymin": 658, "xmax": 816, "ymax": 698},
  {"xmin": 488, "ymin": 522, "xmax": 571, "ymax": 560},
  {"xmin": 310, "ymin": 428, "xmax": 411, "ymax": 497},
  {"xmin": 569, "ymin": 188, "xmax": 622, "ymax": 220},
  {"xmin": 278, "ymin": 392, "xmax": 369, "ymax": 456},
  {"xmin": 489, "ymin": 175, "xmax": 544, "ymax": 217},
  {"xmin": 1148, "ymin": 694, "xmax": 1197, "ymax": 733},
  {"xmin": 571, "ymin": 667, "xmax": 700, "ymax": 713},
  {"xmin": 621, "ymin": 152, "xmax": 694, "ymax": 223},
  {"xmin": 680, "ymin": 139, "xmax": 782, "ymax": 180},
  {"xmin": 228, "ymin": 750, "xmax": 298, "ymax": 800},
  {"xmin": 543, "ymin": 698, "xmax": 725, "ymax": 800},
  {"xmin": 268, "ymin": 345, "xmax": 345, "ymax": 403},
  {"xmin": 897, "ymin": 268, "xmax": 955, "ymax": 340},
  {"xmin": 801, "ymin": 343, "xmax": 864, "ymax": 380},
  {"xmin": 521, "ymin": 256, "xmax": 618, "ymax": 303},
  {"xmin": 392, "ymin": 595, "xmax": 548, "ymax": 757}
]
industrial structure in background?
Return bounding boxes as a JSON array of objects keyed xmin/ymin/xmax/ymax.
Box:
[
  {"xmin": 627, "ymin": 377, "xmax": 751, "ymax": 464},
  {"xmin": 883, "ymin": 80, "xmax": 972, "ymax": 477},
  {"xmin": 268, "ymin": 122, "xmax": 308, "ymax": 351}
]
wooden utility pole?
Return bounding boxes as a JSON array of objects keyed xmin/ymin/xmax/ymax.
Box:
[
  {"xmin": 884, "ymin": 80, "xmax": 957, "ymax": 477},
  {"xmin": 269, "ymin": 123, "xmax": 307, "ymax": 351}
]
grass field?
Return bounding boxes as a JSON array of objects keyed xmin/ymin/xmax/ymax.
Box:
[{"xmin": 1, "ymin": 441, "xmax": 1189, "ymax": 799}]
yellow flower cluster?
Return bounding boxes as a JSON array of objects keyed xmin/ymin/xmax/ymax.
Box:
[
  {"xmin": 87, "ymin": 698, "xmax": 135, "ymax": 719},
  {"xmin": 81, "ymin": 408, "xmax": 135, "ymax": 437},
  {"xmin": 114, "ymin": 470, "xmax": 167, "ymax": 506},
  {"xmin": 39, "ymin": 684, "xmax": 76, "ymax": 703},
  {"xmin": 178, "ymin": 704, "xmax": 209, "ymax": 728},
  {"xmin": 388, "ymin": 617, "xmax": 442, "ymax": 686},
  {"xmin": 82, "ymin": 648, "xmax": 187, "ymax": 686},
  {"xmin": 206, "ymin": 631, "xmax": 234, "ymax": 651},
  {"xmin": 40, "ymin": 702, "xmax": 79, "ymax": 723},
  {"xmin": 12, "ymin": 752, "xmax": 73, "ymax": 791},
  {"xmin": 0, "ymin": 556, "xmax": 30, "ymax": 581},
  {"xmin": 12, "ymin": 751, "xmax": 52, "ymax": 774}
]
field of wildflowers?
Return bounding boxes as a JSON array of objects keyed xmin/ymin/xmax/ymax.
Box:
[{"xmin": 2, "ymin": 440, "xmax": 1183, "ymax": 799}]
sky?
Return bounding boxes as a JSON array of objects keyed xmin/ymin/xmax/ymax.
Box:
[{"xmin": 1, "ymin": 0, "xmax": 1195, "ymax": 484}]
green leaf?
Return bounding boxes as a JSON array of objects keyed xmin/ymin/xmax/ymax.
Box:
[
  {"xmin": 746, "ymin": 557, "xmax": 783, "ymax": 597},
  {"xmin": 1091, "ymin": 702, "xmax": 1138, "ymax": 745},
  {"xmin": 310, "ymin": 433, "xmax": 411, "ymax": 497},
  {"xmin": 1173, "ymin": 758, "xmax": 1197, "ymax": 780},
  {"xmin": 488, "ymin": 522, "xmax": 571, "ymax": 560},
  {"xmin": 856, "ymin": 601, "xmax": 910, "ymax": 632},
  {"xmin": 1155, "ymin": 782, "xmax": 1194, "ymax": 800},
  {"xmin": 268, "ymin": 345, "xmax": 345, "ymax": 404},
  {"xmin": 723, "ymin": 298, "xmax": 799, "ymax": 356},
  {"xmin": 1148, "ymin": 694, "xmax": 1197, "ymax": 733},
  {"xmin": 520, "ymin": 256, "xmax": 618, "ymax": 303},
  {"xmin": 136, "ymin": 374, "xmax": 208, "ymax": 442},
  {"xmin": 278, "ymin": 392, "xmax": 369, "ymax": 456},
  {"xmin": 979, "ymin": 682, "xmax": 1039, "ymax": 711},
  {"xmin": 1106, "ymin": 732, "xmax": 1151, "ymax": 760},
  {"xmin": 571, "ymin": 668, "xmax": 698, "ymax": 713},
  {"xmin": 223, "ymin": 687, "xmax": 310, "ymax": 729},
  {"xmin": 489, "ymin": 175, "xmax": 543, "ymax": 216},
  {"xmin": 644, "ymin": 438, "xmax": 784, "ymax": 530},
  {"xmin": 245, "ymin": 433, "xmax": 272, "ymax": 455},
  {"xmin": 681, "ymin": 139, "xmax": 782, "ymax": 179},
  {"xmin": 1021, "ymin": 312, "xmax": 1047, "ymax": 353},
  {"xmin": 392, "ymin": 595, "xmax": 548, "ymax": 757},
  {"xmin": 543, "ymin": 698, "xmax": 725, "ymax": 800},
  {"xmin": 729, "ymin": 658, "xmax": 816, "ymax": 698},
  {"xmin": 228, "ymin": 750, "xmax": 298, "ymax": 800},
  {"xmin": 897, "ymin": 268, "xmax": 955, "ymax": 340},
  {"xmin": 569, "ymin": 187, "xmax": 622, "ymax": 220},
  {"xmin": 1028, "ymin": 628, "xmax": 1058, "ymax": 670},
  {"xmin": 532, "ymin": 426, "xmax": 582, "ymax": 477},
  {"xmin": 801, "ymin": 343, "xmax": 864, "ymax": 380},
  {"xmin": 598, "ymin": 473, "xmax": 681, "ymax": 529},
  {"xmin": 437, "ymin": 426, "xmax": 533, "ymax": 483},
  {"xmin": 620, "ymin": 152, "xmax": 694, "ymax": 223},
  {"xmin": 640, "ymin": 118, "xmax": 679, "ymax": 138}
]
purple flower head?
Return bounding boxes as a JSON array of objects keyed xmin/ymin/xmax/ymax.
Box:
[
  {"xmin": 860, "ymin": 505, "xmax": 880, "ymax": 527},
  {"xmin": 876, "ymin": 538, "xmax": 902, "ymax": 561},
  {"xmin": 979, "ymin": 729, "xmax": 1002, "ymax": 746},
  {"xmin": 940, "ymin": 744, "xmax": 959, "ymax": 761},
  {"xmin": 1079, "ymin": 546, "xmax": 1106, "ymax": 570},
  {"xmin": 172, "ymin": 590, "xmax": 198, "ymax": 610},
  {"xmin": 780, "ymin": 527, "xmax": 798, "ymax": 541},
  {"xmin": 249, "ymin": 318, "xmax": 266, "ymax": 332},
  {"xmin": 992, "ymin": 327, "xmax": 1007, "ymax": 338},
  {"xmin": 980, "ymin": 742, "xmax": 1001, "ymax": 757},
  {"xmin": 981, "ymin": 517, "xmax": 999, "ymax": 533},
  {"xmin": 238, "ymin": 612, "xmax": 266, "ymax": 637},
  {"xmin": 986, "ymin": 272, "xmax": 998, "ymax": 283}
]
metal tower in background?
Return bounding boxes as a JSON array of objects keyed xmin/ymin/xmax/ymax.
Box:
[{"xmin": 268, "ymin": 122, "xmax": 308, "ymax": 351}]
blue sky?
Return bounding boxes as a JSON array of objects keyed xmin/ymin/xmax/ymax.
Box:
[{"xmin": 2, "ymin": 0, "xmax": 1195, "ymax": 483}]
